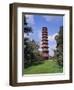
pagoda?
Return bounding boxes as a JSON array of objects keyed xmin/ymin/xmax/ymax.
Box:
[{"xmin": 41, "ymin": 27, "xmax": 49, "ymax": 59}]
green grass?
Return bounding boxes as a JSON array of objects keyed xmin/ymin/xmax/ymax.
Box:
[{"xmin": 24, "ymin": 59, "xmax": 63, "ymax": 74}]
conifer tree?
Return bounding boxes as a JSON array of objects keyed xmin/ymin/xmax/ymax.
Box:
[{"xmin": 55, "ymin": 26, "xmax": 63, "ymax": 67}]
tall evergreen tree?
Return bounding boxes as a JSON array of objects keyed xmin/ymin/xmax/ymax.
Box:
[
  {"xmin": 24, "ymin": 16, "xmax": 32, "ymax": 34},
  {"xmin": 55, "ymin": 26, "xmax": 63, "ymax": 67},
  {"xmin": 24, "ymin": 15, "xmax": 33, "ymax": 68},
  {"xmin": 24, "ymin": 16, "xmax": 43, "ymax": 68}
]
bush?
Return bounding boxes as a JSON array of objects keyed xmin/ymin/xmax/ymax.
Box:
[{"xmin": 24, "ymin": 40, "xmax": 43, "ymax": 68}]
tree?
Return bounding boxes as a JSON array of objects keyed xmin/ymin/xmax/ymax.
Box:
[
  {"xmin": 24, "ymin": 15, "xmax": 33, "ymax": 68},
  {"xmin": 55, "ymin": 26, "xmax": 63, "ymax": 67},
  {"xmin": 24, "ymin": 16, "xmax": 32, "ymax": 34},
  {"xmin": 24, "ymin": 16, "xmax": 43, "ymax": 68}
]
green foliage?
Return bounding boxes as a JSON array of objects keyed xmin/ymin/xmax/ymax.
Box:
[
  {"xmin": 24, "ymin": 60, "xmax": 63, "ymax": 74},
  {"xmin": 24, "ymin": 16, "xmax": 32, "ymax": 34},
  {"xmin": 24, "ymin": 16, "xmax": 43, "ymax": 68},
  {"xmin": 24, "ymin": 39, "xmax": 43, "ymax": 68},
  {"xmin": 55, "ymin": 26, "xmax": 63, "ymax": 67}
]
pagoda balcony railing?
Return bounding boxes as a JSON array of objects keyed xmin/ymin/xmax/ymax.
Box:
[
  {"xmin": 42, "ymin": 35, "xmax": 48, "ymax": 37},
  {"xmin": 42, "ymin": 41, "xmax": 48, "ymax": 44},
  {"xmin": 42, "ymin": 31, "xmax": 48, "ymax": 33},
  {"xmin": 42, "ymin": 44, "xmax": 48, "ymax": 46},
  {"xmin": 41, "ymin": 45, "xmax": 48, "ymax": 47},
  {"xmin": 42, "ymin": 33, "xmax": 48, "ymax": 35},
  {"xmin": 42, "ymin": 34, "xmax": 48, "ymax": 36},
  {"xmin": 42, "ymin": 39, "xmax": 48, "ymax": 43},
  {"xmin": 42, "ymin": 37, "xmax": 48, "ymax": 39},
  {"xmin": 42, "ymin": 48, "xmax": 49, "ymax": 51}
]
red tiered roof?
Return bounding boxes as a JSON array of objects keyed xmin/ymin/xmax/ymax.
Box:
[{"xmin": 42, "ymin": 39, "xmax": 48, "ymax": 41}]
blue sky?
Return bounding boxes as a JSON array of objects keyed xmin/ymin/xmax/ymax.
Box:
[{"xmin": 25, "ymin": 14, "xmax": 63, "ymax": 56}]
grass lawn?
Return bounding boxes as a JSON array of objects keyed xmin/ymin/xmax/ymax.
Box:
[{"xmin": 24, "ymin": 59, "xmax": 63, "ymax": 74}]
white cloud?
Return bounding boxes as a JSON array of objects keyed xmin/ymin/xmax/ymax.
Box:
[
  {"xmin": 24, "ymin": 33, "xmax": 29, "ymax": 38},
  {"xmin": 38, "ymin": 48, "xmax": 42, "ymax": 51},
  {"xmin": 42, "ymin": 16, "xmax": 56, "ymax": 22},
  {"xmin": 48, "ymin": 33, "xmax": 58, "ymax": 56},
  {"xmin": 25, "ymin": 15, "xmax": 35, "ymax": 26},
  {"xmin": 24, "ymin": 33, "xmax": 33, "ymax": 41},
  {"xmin": 48, "ymin": 33, "xmax": 58, "ymax": 41},
  {"xmin": 38, "ymin": 30, "xmax": 42, "ymax": 40},
  {"xmin": 49, "ymin": 48, "xmax": 54, "ymax": 56}
]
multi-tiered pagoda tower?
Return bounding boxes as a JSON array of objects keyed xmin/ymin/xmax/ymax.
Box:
[{"xmin": 41, "ymin": 27, "xmax": 49, "ymax": 59}]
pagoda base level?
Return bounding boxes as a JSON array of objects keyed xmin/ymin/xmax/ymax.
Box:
[
  {"xmin": 42, "ymin": 52, "xmax": 49, "ymax": 60},
  {"xmin": 43, "ymin": 57, "xmax": 49, "ymax": 60}
]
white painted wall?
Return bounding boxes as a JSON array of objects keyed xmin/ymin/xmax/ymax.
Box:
[{"xmin": 0, "ymin": 0, "xmax": 74, "ymax": 90}]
